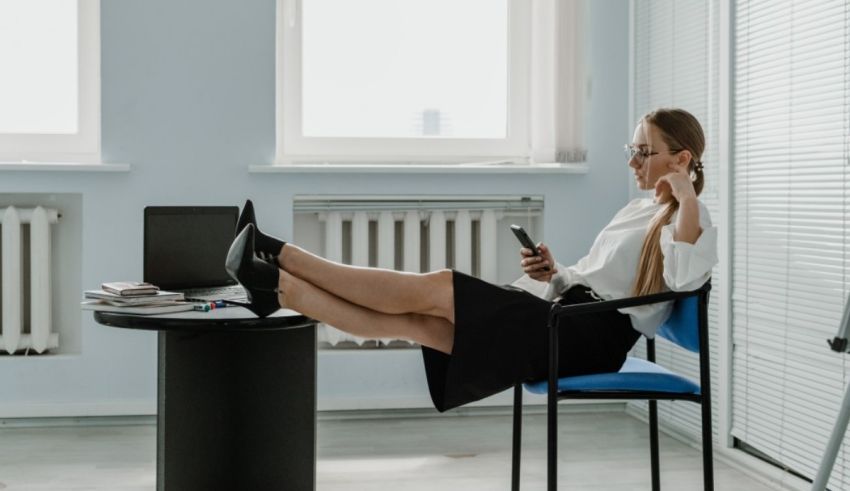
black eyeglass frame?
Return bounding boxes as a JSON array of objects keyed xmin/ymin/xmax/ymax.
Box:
[{"xmin": 624, "ymin": 144, "xmax": 683, "ymax": 162}]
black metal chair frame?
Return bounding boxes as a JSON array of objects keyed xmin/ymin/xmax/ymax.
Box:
[{"xmin": 510, "ymin": 283, "xmax": 713, "ymax": 491}]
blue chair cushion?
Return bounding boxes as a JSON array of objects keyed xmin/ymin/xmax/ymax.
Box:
[
  {"xmin": 523, "ymin": 357, "xmax": 701, "ymax": 395},
  {"xmin": 658, "ymin": 295, "xmax": 700, "ymax": 353}
]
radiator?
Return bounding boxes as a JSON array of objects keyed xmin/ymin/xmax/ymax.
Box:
[
  {"xmin": 294, "ymin": 197, "xmax": 543, "ymax": 347},
  {"xmin": 0, "ymin": 206, "xmax": 60, "ymax": 354}
]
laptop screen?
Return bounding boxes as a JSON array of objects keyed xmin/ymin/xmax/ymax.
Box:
[{"xmin": 144, "ymin": 206, "xmax": 239, "ymax": 290}]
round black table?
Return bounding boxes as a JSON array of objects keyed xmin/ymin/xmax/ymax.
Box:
[{"xmin": 94, "ymin": 307, "xmax": 317, "ymax": 491}]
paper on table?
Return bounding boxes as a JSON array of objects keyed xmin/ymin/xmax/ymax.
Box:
[
  {"xmin": 84, "ymin": 289, "xmax": 184, "ymax": 305},
  {"xmin": 81, "ymin": 300, "xmax": 194, "ymax": 315},
  {"xmin": 101, "ymin": 281, "xmax": 160, "ymax": 296}
]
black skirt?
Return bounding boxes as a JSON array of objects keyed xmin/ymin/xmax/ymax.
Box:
[{"xmin": 421, "ymin": 270, "xmax": 641, "ymax": 412}]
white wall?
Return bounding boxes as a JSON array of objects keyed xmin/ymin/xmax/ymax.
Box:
[{"xmin": 0, "ymin": 0, "xmax": 630, "ymax": 417}]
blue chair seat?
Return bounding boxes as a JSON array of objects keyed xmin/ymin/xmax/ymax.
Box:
[{"xmin": 523, "ymin": 356, "xmax": 701, "ymax": 395}]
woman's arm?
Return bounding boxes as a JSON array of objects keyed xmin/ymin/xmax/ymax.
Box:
[
  {"xmin": 674, "ymin": 196, "xmax": 702, "ymax": 244},
  {"xmin": 656, "ymin": 168, "xmax": 702, "ymax": 244},
  {"xmin": 660, "ymin": 197, "xmax": 718, "ymax": 291}
]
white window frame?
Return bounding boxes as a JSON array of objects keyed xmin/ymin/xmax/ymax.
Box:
[
  {"xmin": 275, "ymin": 0, "xmax": 532, "ymax": 165},
  {"xmin": 0, "ymin": 0, "xmax": 101, "ymax": 163}
]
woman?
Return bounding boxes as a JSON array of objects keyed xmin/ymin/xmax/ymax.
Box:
[{"xmin": 225, "ymin": 108, "xmax": 718, "ymax": 412}]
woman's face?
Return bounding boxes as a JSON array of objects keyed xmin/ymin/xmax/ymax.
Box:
[{"xmin": 627, "ymin": 121, "xmax": 688, "ymax": 191}]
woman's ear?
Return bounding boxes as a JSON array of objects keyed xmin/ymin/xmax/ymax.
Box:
[{"xmin": 675, "ymin": 150, "xmax": 692, "ymax": 172}]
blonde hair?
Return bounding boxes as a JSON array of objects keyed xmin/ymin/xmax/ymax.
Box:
[{"xmin": 632, "ymin": 108, "xmax": 706, "ymax": 296}]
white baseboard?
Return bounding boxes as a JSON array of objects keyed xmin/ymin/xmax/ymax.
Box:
[
  {"xmin": 0, "ymin": 415, "xmax": 156, "ymax": 428},
  {"xmin": 317, "ymin": 402, "xmax": 626, "ymax": 421},
  {"xmin": 0, "ymin": 400, "xmax": 155, "ymax": 419}
]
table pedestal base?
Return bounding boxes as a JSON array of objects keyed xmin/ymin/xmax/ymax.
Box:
[{"xmin": 157, "ymin": 327, "xmax": 316, "ymax": 491}]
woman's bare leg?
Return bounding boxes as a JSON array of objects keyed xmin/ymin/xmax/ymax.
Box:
[
  {"xmin": 276, "ymin": 244, "xmax": 454, "ymax": 323},
  {"xmin": 277, "ymin": 269, "xmax": 454, "ymax": 354}
]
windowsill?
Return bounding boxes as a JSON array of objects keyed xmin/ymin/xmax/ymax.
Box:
[
  {"xmin": 250, "ymin": 162, "xmax": 588, "ymax": 174},
  {"xmin": 0, "ymin": 161, "xmax": 131, "ymax": 172}
]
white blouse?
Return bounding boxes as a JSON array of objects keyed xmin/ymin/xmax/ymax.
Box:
[{"xmin": 540, "ymin": 198, "xmax": 718, "ymax": 338}]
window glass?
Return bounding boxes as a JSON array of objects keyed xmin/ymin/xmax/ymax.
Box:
[
  {"xmin": 301, "ymin": 0, "xmax": 507, "ymax": 139},
  {"xmin": 0, "ymin": 0, "xmax": 78, "ymax": 134}
]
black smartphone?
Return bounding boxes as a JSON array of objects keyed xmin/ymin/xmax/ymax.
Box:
[{"xmin": 510, "ymin": 224, "xmax": 550, "ymax": 272}]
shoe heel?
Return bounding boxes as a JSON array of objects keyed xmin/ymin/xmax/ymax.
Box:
[
  {"xmin": 225, "ymin": 225, "xmax": 250, "ymax": 278},
  {"xmin": 226, "ymin": 295, "xmax": 279, "ymax": 318}
]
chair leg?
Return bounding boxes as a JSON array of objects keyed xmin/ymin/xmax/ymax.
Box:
[
  {"xmin": 649, "ymin": 400, "xmax": 660, "ymax": 491},
  {"xmin": 548, "ymin": 389, "xmax": 557, "ymax": 491},
  {"xmin": 511, "ymin": 384, "xmax": 522, "ymax": 491},
  {"xmin": 547, "ymin": 309, "xmax": 559, "ymax": 491},
  {"xmin": 701, "ymin": 399, "xmax": 715, "ymax": 491}
]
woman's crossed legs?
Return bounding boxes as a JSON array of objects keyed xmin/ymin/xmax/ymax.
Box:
[{"xmin": 272, "ymin": 243, "xmax": 456, "ymax": 355}]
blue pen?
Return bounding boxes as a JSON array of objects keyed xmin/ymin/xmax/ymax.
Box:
[{"xmin": 210, "ymin": 300, "xmax": 230, "ymax": 309}]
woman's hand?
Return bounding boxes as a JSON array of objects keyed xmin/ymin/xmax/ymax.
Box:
[
  {"xmin": 654, "ymin": 165, "xmax": 698, "ymax": 204},
  {"xmin": 520, "ymin": 243, "xmax": 557, "ymax": 282},
  {"xmin": 656, "ymin": 163, "xmax": 702, "ymax": 243}
]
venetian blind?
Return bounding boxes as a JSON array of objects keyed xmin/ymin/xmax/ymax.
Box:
[
  {"xmin": 732, "ymin": 0, "xmax": 850, "ymax": 488},
  {"xmin": 629, "ymin": 0, "xmax": 722, "ymax": 446}
]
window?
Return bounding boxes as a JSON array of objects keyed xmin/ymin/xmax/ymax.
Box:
[
  {"xmin": 732, "ymin": 0, "xmax": 850, "ymax": 487},
  {"xmin": 276, "ymin": 0, "xmax": 586, "ymax": 166},
  {"xmin": 0, "ymin": 0, "xmax": 100, "ymax": 162}
]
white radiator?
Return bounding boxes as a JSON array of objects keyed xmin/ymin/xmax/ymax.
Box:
[
  {"xmin": 0, "ymin": 206, "xmax": 60, "ymax": 354},
  {"xmin": 294, "ymin": 197, "xmax": 543, "ymax": 347},
  {"xmin": 319, "ymin": 208, "xmax": 499, "ymax": 346}
]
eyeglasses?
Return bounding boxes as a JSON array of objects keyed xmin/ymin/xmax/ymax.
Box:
[{"xmin": 624, "ymin": 144, "xmax": 682, "ymax": 163}]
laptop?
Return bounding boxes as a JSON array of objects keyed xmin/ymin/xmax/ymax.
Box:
[{"xmin": 143, "ymin": 206, "xmax": 248, "ymax": 302}]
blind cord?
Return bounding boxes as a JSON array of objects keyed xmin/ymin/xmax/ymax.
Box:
[{"xmin": 776, "ymin": 6, "xmax": 794, "ymax": 485}]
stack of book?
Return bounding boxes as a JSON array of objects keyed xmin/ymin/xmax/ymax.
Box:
[{"xmin": 81, "ymin": 282, "xmax": 194, "ymax": 314}]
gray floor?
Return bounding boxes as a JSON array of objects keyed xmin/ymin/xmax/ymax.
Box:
[{"xmin": 0, "ymin": 410, "xmax": 774, "ymax": 490}]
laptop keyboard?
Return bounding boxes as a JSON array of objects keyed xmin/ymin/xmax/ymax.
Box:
[{"xmin": 182, "ymin": 284, "xmax": 247, "ymax": 302}]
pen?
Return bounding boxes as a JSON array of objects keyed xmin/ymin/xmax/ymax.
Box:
[
  {"xmin": 210, "ymin": 300, "xmax": 232, "ymax": 310},
  {"xmin": 193, "ymin": 303, "xmax": 210, "ymax": 312}
]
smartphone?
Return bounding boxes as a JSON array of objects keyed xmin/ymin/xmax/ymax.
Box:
[{"xmin": 510, "ymin": 224, "xmax": 550, "ymax": 272}]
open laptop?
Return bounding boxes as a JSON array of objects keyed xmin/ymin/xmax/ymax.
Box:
[{"xmin": 144, "ymin": 206, "xmax": 248, "ymax": 302}]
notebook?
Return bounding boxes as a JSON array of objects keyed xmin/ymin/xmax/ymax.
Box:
[{"xmin": 143, "ymin": 206, "xmax": 248, "ymax": 303}]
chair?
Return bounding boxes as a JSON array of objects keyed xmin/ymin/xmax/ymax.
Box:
[{"xmin": 510, "ymin": 282, "xmax": 713, "ymax": 491}]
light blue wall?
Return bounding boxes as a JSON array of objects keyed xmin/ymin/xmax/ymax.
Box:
[{"xmin": 0, "ymin": 0, "xmax": 630, "ymax": 416}]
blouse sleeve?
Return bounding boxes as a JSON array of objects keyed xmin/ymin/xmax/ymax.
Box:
[
  {"xmin": 659, "ymin": 200, "xmax": 719, "ymax": 291},
  {"xmin": 541, "ymin": 261, "xmax": 577, "ymax": 301}
]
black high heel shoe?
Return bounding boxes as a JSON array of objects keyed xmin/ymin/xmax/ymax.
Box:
[
  {"xmin": 236, "ymin": 199, "xmax": 287, "ymax": 264},
  {"xmin": 225, "ymin": 224, "xmax": 282, "ymax": 318}
]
